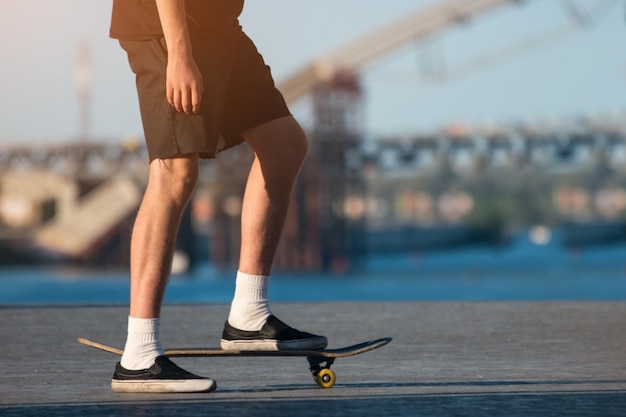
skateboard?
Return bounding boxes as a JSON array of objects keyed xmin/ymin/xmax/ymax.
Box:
[{"xmin": 77, "ymin": 336, "xmax": 391, "ymax": 388}]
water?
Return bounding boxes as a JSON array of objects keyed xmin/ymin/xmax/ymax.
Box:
[{"xmin": 1, "ymin": 232, "xmax": 625, "ymax": 305}]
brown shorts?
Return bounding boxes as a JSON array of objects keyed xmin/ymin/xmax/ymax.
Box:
[{"xmin": 120, "ymin": 27, "xmax": 291, "ymax": 161}]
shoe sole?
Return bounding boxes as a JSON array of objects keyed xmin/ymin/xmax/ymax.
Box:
[
  {"xmin": 220, "ymin": 336, "xmax": 328, "ymax": 351},
  {"xmin": 111, "ymin": 378, "xmax": 217, "ymax": 393}
]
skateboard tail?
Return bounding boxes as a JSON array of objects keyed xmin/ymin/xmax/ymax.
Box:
[{"xmin": 77, "ymin": 337, "xmax": 123, "ymax": 355}]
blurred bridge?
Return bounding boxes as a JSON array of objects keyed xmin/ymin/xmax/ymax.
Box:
[
  {"xmin": 360, "ymin": 121, "xmax": 626, "ymax": 173},
  {"xmin": 0, "ymin": 141, "xmax": 146, "ymax": 175},
  {"xmin": 1, "ymin": 120, "xmax": 624, "ymax": 176}
]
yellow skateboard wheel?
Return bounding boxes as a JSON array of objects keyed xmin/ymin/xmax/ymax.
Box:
[{"xmin": 315, "ymin": 368, "xmax": 336, "ymax": 388}]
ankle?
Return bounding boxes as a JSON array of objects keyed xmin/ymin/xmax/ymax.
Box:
[
  {"xmin": 227, "ymin": 271, "xmax": 272, "ymax": 331},
  {"xmin": 120, "ymin": 316, "xmax": 164, "ymax": 370}
]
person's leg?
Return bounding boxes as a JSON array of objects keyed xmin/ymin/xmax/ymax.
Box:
[
  {"xmin": 113, "ymin": 154, "xmax": 215, "ymax": 393},
  {"xmin": 238, "ymin": 116, "xmax": 308, "ymax": 276},
  {"xmin": 122, "ymin": 155, "xmax": 198, "ymax": 370},
  {"xmin": 129, "ymin": 155, "xmax": 199, "ymax": 320},
  {"xmin": 221, "ymin": 116, "xmax": 327, "ymax": 350}
]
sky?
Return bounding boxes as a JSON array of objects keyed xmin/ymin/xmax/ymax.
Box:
[{"xmin": 0, "ymin": 0, "xmax": 624, "ymax": 146}]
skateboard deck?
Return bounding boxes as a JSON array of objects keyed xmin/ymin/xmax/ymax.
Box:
[{"xmin": 77, "ymin": 336, "xmax": 392, "ymax": 388}]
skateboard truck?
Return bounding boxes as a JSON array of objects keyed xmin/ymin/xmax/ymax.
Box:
[{"xmin": 307, "ymin": 356, "xmax": 336, "ymax": 388}]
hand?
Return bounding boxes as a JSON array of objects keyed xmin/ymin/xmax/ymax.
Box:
[{"xmin": 166, "ymin": 55, "xmax": 203, "ymax": 114}]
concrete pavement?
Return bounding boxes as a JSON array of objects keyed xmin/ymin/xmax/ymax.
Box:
[{"xmin": 1, "ymin": 302, "xmax": 625, "ymax": 416}]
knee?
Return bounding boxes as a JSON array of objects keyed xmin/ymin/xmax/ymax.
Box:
[
  {"xmin": 245, "ymin": 116, "xmax": 309, "ymax": 168},
  {"xmin": 172, "ymin": 170, "xmax": 198, "ymax": 203},
  {"xmin": 166, "ymin": 165, "xmax": 198, "ymax": 202},
  {"xmin": 276, "ymin": 118, "xmax": 309, "ymax": 167},
  {"xmin": 288, "ymin": 125, "xmax": 309, "ymax": 165},
  {"xmin": 148, "ymin": 158, "xmax": 198, "ymax": 204}
]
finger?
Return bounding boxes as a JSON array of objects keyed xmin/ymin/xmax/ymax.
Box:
[
  {"xmin": 172, "ymin": 89, "xmax": 183, "ymax": 113},
  {"xmin": 166, "ymin": 84, "xmax": 175, "ymax": 108},
  {"xmin": 191, "ymin": 87, "xmax": 202, "ymax": 114},
  {"xmin": 181, "ymin": 89, "xmax": 192, "ymax": 114}
]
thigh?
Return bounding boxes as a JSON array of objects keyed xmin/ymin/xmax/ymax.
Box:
[
  {"xmin": 120, "ymin": 38, "xmax": 228, "ymax": 161},
  {"xmin": 219, "ymin": 31, "xmax": 292, "ymax": 148}
]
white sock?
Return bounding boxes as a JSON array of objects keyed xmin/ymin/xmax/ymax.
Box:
[
  {"xmin": 227, "ymin": 271, "xmax": 272, "ymax": 331},
  {"xmin": 120, "ymin": 316, "xmax": 164, "ymax": 370}
]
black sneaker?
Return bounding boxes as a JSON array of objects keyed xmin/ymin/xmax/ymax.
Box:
[
  {"xmin": 220, "ymin": 315, "xmax": 328, "ymax": 351},
  {"xmin": 111, "ymin": 356, "xmax": 216, "ymax": 393}
]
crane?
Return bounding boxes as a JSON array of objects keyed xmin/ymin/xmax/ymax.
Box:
[{"xmin": 278, "ymin": 0, "xmax": 529, "ymax": 105}]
